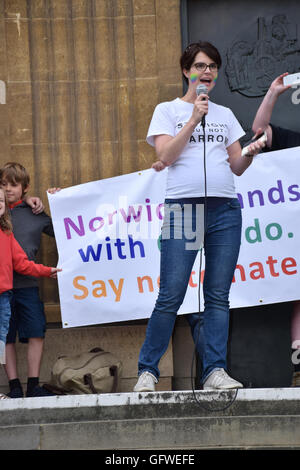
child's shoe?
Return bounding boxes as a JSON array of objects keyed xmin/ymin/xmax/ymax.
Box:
[
  {"xmin": 8, "ymin": 379, "xmax": 24, "ymax": 398},
  {"xmin": 26, "ymin": 385, "xmax": 55, "ymax": 397},
  {"xmin": 0, "ymin": 393, "xmax": 10, "ymax": 399},
  {"xmin": 8, "ymin": 386, "xmax": 24, "ymax": 398}
]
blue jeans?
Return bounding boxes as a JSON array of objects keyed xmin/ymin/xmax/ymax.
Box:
[
  {"xmin": 138, "ymin": 198, "xmax": 242, "ymax": 383},
  {"xmin": 0, "ymin": 290, "xmax": 12, "ymax": 363}
]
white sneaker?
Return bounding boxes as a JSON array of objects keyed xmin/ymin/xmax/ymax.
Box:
[
  {"xmin": 133, "ymin": 371, "xmax": 157, "ymax": 392},
  {"xmin": 203, "ymin": 368, "xmax": 243, "ymax": 390}
]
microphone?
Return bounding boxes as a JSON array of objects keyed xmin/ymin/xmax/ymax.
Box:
[{"xmin": 196, "ymin": 84, "xmax": 208, "ymax": 127}]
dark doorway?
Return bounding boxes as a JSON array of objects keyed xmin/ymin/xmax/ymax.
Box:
[
  {"xmin": 181, "ymin": 0, "xmax": 299, "ymax": 387},
  {"xmin": 181, "ymin": 0, "xmax": 300, "ymax": 142}
]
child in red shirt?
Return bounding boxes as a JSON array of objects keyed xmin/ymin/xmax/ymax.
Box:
[{"xmin": 0, "ymin": 188, "xmax": 60, "ymax": 398}]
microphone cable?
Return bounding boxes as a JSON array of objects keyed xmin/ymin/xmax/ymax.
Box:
[{"xmin": 190, "ymin": 115, "xmax": 239, "ymax": 412}]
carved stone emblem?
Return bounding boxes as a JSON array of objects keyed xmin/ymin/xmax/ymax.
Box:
[{"xmin": 225, "ymin": 15, "xmax": 300, "ymax": 97}]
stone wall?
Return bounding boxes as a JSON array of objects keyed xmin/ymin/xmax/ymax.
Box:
[
  {"xmin": 0, "ymin": 0, "xmax": 182, "ymax": 312},
  {"xmin": 0, "ymin": 0, "xmax": 194, "ymax": 393},
  {"xmin": 0, "ymin": 324, "xmax": 174, "ymax": 393}
]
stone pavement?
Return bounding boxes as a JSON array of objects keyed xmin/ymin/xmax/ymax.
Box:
[{"xmin": 0, "ymin": 388, "xmax": 299, "ymax": 450}]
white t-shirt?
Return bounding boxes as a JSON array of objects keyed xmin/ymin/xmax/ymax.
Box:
[{"xmin": 147, "ymin": 98, "xmax": 245, "ymax": 198}]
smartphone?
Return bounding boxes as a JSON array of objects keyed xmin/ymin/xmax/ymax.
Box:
[
  {"xmin": 283, "ymin": 72, "xmax": 300, "ymax": 87},
  {"xmin": 241, "ymin": 131, "xmax": 267, "ymax": 157}
]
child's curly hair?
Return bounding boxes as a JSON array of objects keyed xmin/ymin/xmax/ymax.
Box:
[{"xmin": 0, "ymin": 188, "xmax": 12, "ymax": 233}]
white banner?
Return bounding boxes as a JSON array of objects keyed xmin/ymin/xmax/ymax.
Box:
[{"xmin": 48, "ymin": 147, "xmax": 300, "ymax": 328}]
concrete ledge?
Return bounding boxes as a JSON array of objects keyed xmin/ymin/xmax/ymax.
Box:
[
  {"xmin": 0, "ymin": 387, "xmax": 300, "ymax": 412},
  {"xmin": 0, "ymin": 389, "xmax": 300, "ymax": 449},
  {"xmin": 39, "ymin": 415, "xmax": 300, "ymax": 450}
]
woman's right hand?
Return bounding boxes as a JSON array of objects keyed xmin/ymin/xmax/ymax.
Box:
[{"xmin": 191, "ymin": 93, "xmax": 209, "ymax": 125}]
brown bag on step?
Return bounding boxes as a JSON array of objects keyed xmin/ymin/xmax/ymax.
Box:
[{"xmin": 46, "ymin": 347, "xmax": 122, "ymax": 395}]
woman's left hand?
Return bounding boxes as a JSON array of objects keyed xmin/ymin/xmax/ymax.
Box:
[
  {"xmin": 228, "ymin": 128, "xmax": 266, "ymax": 176},
  {"xmin": 246, "ymin": 128, "xmax": 267, "ymax": 157}
]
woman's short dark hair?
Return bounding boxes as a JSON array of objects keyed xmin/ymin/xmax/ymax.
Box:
[{"xmin": 180, "ymin": 41, "xmax": 222, "ymax": 84}]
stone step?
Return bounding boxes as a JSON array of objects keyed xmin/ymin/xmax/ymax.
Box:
[{"xmin": 0, "ymin": 388, "xmax": 299, "ymax": 450}]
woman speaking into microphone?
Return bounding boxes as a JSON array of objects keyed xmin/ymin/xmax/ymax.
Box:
[{"xmin": 134, "ymin": 41, "xmax": 265, "ymax": 392}]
